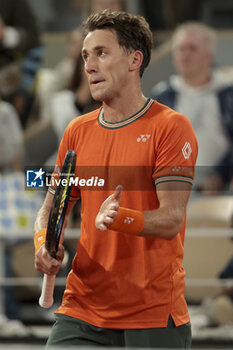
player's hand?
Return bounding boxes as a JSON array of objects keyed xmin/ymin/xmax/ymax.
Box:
[
  {"xmin": 35, "ymin": 244, "xmax": 64, "ymax": 275},
  {"xmin": 95, "ymin": 185, "xmax": 122, "ymax": 231}
]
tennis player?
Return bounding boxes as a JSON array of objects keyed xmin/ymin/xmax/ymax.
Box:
[{"xmin": 34, "ymin": 10, "xmax": 198, "ymax": 348}]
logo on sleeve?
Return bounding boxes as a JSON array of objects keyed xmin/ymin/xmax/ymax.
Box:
[{"xmin": 182, "ymin": 142, "xmax": 192, "ymax": 159}]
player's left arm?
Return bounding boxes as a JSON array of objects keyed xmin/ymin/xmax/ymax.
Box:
[
  {"xmin": 139, "ymin": 181, "xmax": 191, "ymax": 239},
  {"xmin": 95, "ymin": 181, "xmax": 191, "ymax": 239}
]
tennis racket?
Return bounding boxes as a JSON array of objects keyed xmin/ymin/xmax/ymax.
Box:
[{"xmin": 39, "ymin": 150, "xmax": 77, "ymax": 308}]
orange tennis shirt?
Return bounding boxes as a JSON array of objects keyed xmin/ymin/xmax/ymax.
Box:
[{"xmin": 52, "ymin": 98, "xmax": 198, "ymax": 329}]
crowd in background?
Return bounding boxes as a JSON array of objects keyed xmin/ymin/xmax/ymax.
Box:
[{"xmin": 0, "ymin": 0, "xmax": 232, "ymax": 337}]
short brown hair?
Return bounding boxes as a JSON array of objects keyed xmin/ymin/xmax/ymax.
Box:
[{"xmin": 83, "ymin": 10, "xmax": 153, "ymax": 77}]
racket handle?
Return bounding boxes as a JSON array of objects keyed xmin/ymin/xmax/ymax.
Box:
[{"xmin": 39, "ymin": 274, "xmax": 56, "ymax": 308}]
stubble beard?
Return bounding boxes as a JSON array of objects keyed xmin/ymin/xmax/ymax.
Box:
[{"xmin": 91, "ymin": 85, "xmax": 113, "ymax": 102}]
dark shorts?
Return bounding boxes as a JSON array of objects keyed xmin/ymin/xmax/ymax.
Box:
[{"xmin": 46, "ymin": 314, "xmax": 191, "ymax": 348}]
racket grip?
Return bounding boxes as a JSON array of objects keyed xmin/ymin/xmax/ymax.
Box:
[{"xmin": 39, "ymin": 274, "xmax": 56, "ymax": 308}]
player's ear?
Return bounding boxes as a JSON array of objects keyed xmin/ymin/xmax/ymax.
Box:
[{"xmin": 128, "ymin": 50, "xmax": 143, "ymax": 74}]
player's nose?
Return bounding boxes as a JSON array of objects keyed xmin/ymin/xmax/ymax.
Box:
[{"xmin": 85, "ymin": 56, "xmax": 98, "ymax": 74}]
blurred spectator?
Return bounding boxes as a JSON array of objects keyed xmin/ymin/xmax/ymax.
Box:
[
  {"xmin": 0, "ymin": 100, "xmax": 23, "ymax": 172},
  {"xmin": 152, "ymin": 22, "xmax": 233, "ymax": 188},
  {"xmin": 0, "ymin": 98, "xmax": 43, "ymax": 336},
  {"xmin": 50, "ymin": 49, "xmax": 99, "ymax": 143},
  {"xmin": 37, "ymin": 28, "xmax": 84, "ymax": 122},
  {"xmin": 0, "ymin": 0, "xmax": 43, "ymax": 127},
  {"xmin": 0, "ymin": 99, "xmax": 29, "ymax": 335}
]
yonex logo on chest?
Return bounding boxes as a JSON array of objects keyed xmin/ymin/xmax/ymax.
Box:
[{"xmin": 137, "ymin": 134, "xmax": 151, "ymax": 143}]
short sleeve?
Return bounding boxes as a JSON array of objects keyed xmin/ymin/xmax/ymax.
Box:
[{"xmin": 153, "ymin": 112, "xmax": 198, "ymax": 186}]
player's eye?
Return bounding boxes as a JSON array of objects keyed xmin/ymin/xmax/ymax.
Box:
[
  {"xmin": 98, "ymin": 50, "xmax": 106, "ymax": 57},
  {"xmin": 82, "ymin": 53, "xmax": 89, "ymax": 62}
]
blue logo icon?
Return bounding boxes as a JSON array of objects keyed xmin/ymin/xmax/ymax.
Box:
[{"xmin": 26, "ymin": 168, "xmax": 45, "ymax": 188}]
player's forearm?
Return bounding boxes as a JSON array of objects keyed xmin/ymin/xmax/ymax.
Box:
[
  {"xmin": 139, "ymin": 206, "xmax": 185, "ymax": 239},
  {"xmin": 138, "ymin": 183, "xmax": 191, "ymax": 239},
  {"xmin": 34, "ymin": 204, "xmax": 50, "ymax": 233},
  {"xmin": 34, "ymin": 196, "xmax": 78, "ymax": 234},
  {"xmin": 34, "ymin": 192, "xmax": 54, "ymax": 233},
  {"xmin": 96, "ymin": 183, "xmax": 191, "ymax": 238}
]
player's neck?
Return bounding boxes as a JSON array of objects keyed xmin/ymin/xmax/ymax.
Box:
[{"xmin": 102, "ymin": 93, "xmax": 148, "ymax": 123}]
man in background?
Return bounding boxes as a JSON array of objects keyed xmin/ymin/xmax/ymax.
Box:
[{"xmin": 152, "ymin": 22, "xmax": 233, "ymax": 190}]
